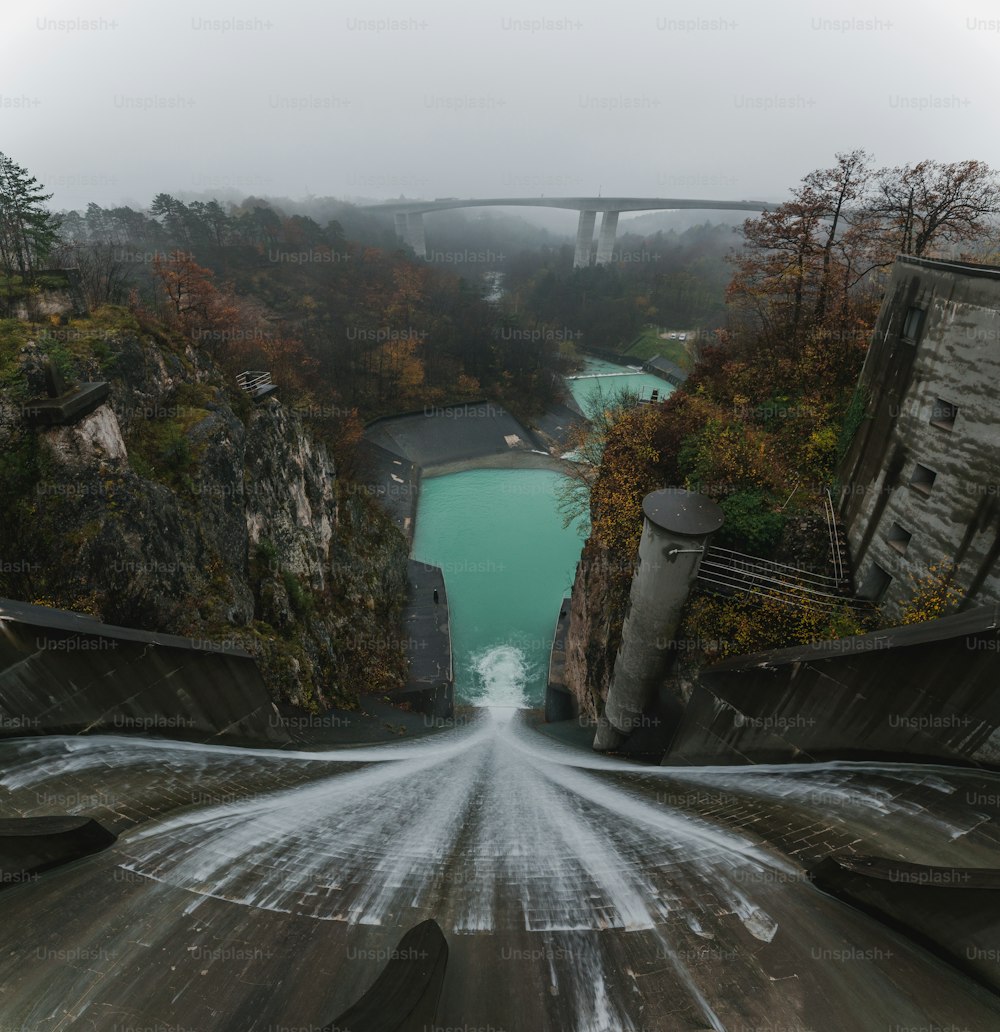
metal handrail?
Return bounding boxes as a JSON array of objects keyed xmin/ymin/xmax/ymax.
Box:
[
  {"xmin": 704, "ymin": 545, "xmax": 843, "ymax": 588},
  {"xmin": 698, "ymin": 560, "xmax": 851, "ymax": 602},
  {"xmin": 237, "ymin": 370, "xmax": 274, "ymax": 396},
  {"xmin": 823, "ymin": 488, "xmax": 846, "ymax": 582},
  {"xmin": 697, "ymin": 573, "xmax": 839, "ymax": 611},
  {"xmin": 696, "ymin": 574, "xmax": 861, "ymax": 612},
  {"xmin": 697, "ymin": 566, "xmax": 871, "ymax": 610}
]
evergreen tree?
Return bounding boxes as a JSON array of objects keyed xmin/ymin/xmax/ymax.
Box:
[{"xmin": 0, "ymin": 151, "xmax": 60, "ymax": 278}]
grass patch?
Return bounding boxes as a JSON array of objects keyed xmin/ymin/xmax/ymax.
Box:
[
  {"xmin": 0, "ymin": 306, "xmax": 146, "ymax": 393},
  {"xmin": 0, "ymin": 271, "xmax": 73, "ymax": 301},
  {"xmin": 282, "ymin": 570, "xmax": 314, "ymax": 618},
  {"xmin": 836, "ymin": 383, "xmax": 869, "ymax": 460},
  {"xmin": 623, "ymin": 325, "xmax": 694, "ymax": 368},
  {"xmin": 0, "ymin": 319, "xmax": 36, "ymax": 397},
  {"xmin": 127, "ymin": 388, "xmax": 216, "ymax": 492}
]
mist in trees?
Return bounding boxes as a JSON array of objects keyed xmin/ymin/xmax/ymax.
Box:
[{"xmin": 6, "ymin": 146, "xmax": 1000, "ymax": 439}]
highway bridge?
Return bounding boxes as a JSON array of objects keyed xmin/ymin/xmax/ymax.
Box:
[{"xmin": 361, "ymin": 195, "xmax": 776, "ymax": 266}]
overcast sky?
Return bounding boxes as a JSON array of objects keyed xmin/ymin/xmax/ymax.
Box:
[{"xmin": 3, "ymin": 0, "xmax": 998, "ymax": 217}]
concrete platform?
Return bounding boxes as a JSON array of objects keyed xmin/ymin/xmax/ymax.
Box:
[
  {"xmin": 811, "ymin": 854, "xmax": 1000, "ymax": 995},
  {"xmin": 22, "ymin": 382, "xmax": 110, "ymax": 427},
  {"xmin": 364, "ymin": 402, "xmax": 547, "ymax": 472},
  {"xmin": 0, "ymin": 597, "xmax": 290, "ymax": 746},
  {"xmin": 668, "ymin": 604, "xmax": 1000, "ymax": 768},
  {"xmin": 327, "ymin": 919, "xmax": 448, "ymax": 1031},
  {"xmin": 398, "ymin": 560, "xmax": 453, "ymax": 718}
]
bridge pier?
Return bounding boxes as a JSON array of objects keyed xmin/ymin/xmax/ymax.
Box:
[
  {"xmin": 393, "ymin": 212, "xmax": 408, "ymax": 244},
  {"xmin": 573, "ymin": 210, "xmax": 597, "ymax": 268},
  {"xmin": 404, "ymin": 212, "xmax": 426, "ymax": 259},
  {"xmin": 394, "ymin": 212, "xmax": 427, "ymax": 259},
  {"xmin": 595, "ymin": 210, "xmax": 620, "ymax": 266}
]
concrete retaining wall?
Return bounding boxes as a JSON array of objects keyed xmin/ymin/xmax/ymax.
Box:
[
  {"xmin": 0, "ymin": 598, "xmax": 290, "ymax": 745},
  {"xmin": 0, "ymin": 816, "xmax": 117, "ymax": 886},
  {"xmin": 665, "ymin": 604, "xmax": 1000, "ymax": 767},
  {"xmin": 810, "ymin": 855, "xmax": 1000, "ymax": 995}
]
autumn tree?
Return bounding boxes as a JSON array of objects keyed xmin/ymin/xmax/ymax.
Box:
[
  {"xmin": 804, "ymin": 149, "xmax": 873, "ymax": 321},
  {"xmin": 151, "ymin": 250, "xmax": 238, "ymax": 340},
  {"xmin": 556, "ymin": 384, "xmax": 641, "ymax": 532},
  {"xmin": 728, "ymin": 150, "xmax": 879, "ymax": 344},
  {"xmin": 729, "ymin": 154, "xmax": 1000, "ymax": 356}
]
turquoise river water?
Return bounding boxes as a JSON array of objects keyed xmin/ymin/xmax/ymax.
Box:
[
  {"xmin": 411, "ymin": 468, "xmax": 584, "ymax": 708},
  {"xmin": 411, "ymin": 361, "xmax": 675, "ymax": 709},
  {"xmin": 566, "ymin": 357, "xmax": 673, "ymax": 413}
]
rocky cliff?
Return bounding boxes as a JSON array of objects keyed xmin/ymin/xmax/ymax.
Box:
[
  {"xmin": 563, "ymin": 537, "xmax": 631, "ymax": 721},
  {"xmin": 0, "ymin": 306, "xmax": 409, "ymax": 711}
]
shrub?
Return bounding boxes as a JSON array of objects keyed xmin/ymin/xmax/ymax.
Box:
[
  {"xmin": 897, "ymin": 563, "xmax": 963, "ymax": 625},
  {"xmin": 715, "ymin": 489, "xmax": 786, "ymax": 556},
  {"xmin": 681, "ymin": 591, "xmax": 872, "ymax": 662}
]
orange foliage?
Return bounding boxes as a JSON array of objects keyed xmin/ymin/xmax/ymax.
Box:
[{"xmin": 151, "ymin": 251, "xmax": 239, "ymax": 341}]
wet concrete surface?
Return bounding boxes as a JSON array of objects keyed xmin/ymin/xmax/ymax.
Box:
[
  {"xmin": 365, "ymin": 403, "xmax": 547, "ymax": 472},
  {"xmin": 530, "ymin": 399, "xmax": 587, "ymax": 454},
  {"xmin": 0, "ymin": 713, "xmax": 998, "ymax": 1030},
  {"xmin": 398, "ymin": 560, "xmax": 453, "ymax": 717}
]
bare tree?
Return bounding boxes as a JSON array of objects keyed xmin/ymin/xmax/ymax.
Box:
[
  {"xmin": 65, "ymin": 241, "xmax": 135, "ymax": 307},
  {"xmin": 871, "ymin": 159, "xmax": 1000, "ymax": 257}
]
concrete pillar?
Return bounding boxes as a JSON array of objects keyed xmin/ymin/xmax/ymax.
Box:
[
  {"xmin": 573, "ymin": 210, "xmax": 597, "ymax": 268},
  {"xmin": 593, "ymin": 488, "xmax": 724, "ymax": 751},
  {"xmin": 394, "ymin": 212, "xmax": 408, "ymax": 245},
  {"xmin": 595, "ymin": 210, "xmax": 620, "ymax": 266},
  {"xmin": 404, "ymin": 212, "xmax": 426, "ymax": 259}
]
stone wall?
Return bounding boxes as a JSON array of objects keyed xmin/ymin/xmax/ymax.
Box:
[{"xmin": 838, "ymin": 256, "xmax": 1000, "ymax": 618}]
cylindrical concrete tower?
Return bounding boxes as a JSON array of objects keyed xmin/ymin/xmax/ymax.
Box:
[{"xmin": 593, "ymin": 488, "xmax": 724, "ymax": 751}]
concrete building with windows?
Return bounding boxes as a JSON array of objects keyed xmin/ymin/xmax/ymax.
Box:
[{"xmin": 837, "ymin": 255, "xmax": 1000, "ymax": 617}]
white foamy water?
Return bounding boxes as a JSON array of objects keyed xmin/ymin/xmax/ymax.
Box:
[
  {"xmin": 467, "ymin": 643, "xmax": 534, "ymax": 710},
  {"xmin": 101, "ymin": 705, "xmax": 780, "ymax": 1030}
]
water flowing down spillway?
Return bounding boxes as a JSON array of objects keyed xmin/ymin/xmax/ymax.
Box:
[{"xmin": 1, "ymin": 720, "xmax": 1000, "ymax": 1029}]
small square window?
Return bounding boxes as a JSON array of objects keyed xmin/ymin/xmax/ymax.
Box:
[
  {"xmin": 910, "ymin": 464, "xmax": 937, "ymax": 496},
  {"xmin": 887, "ymin": 523, "xmax": 912, "ymax": 554},
  {"xmin": 902, "ymin": 306, "xmax": 925, "ymax": 342},
  {"xmin": 859, "ymin": 563, "xmax": 893, "ymax": 602},
  {"xmin": 930, "ymin": 398, "xmax": 958, "ymax": 431}
]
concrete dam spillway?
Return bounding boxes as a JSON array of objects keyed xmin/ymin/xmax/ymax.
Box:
[
  {"xmin": 3, "ymin": 393, "xmax": 1000, "ymax": 1030},
  {"xmin": 3, "ymin": 717, "xmax": 1000, "ymax": 1030}
]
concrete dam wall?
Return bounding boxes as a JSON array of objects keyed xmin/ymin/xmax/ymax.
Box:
[
  {"xmin": 0, "ymin": 597, "xmax": 290, "ymax": 745},
  {"xmin": 666, "ymin": 604, "xmax": 1000, "ymax": 767}
]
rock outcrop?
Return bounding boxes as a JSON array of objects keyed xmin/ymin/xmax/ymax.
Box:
[
  {"xmin": 0, "ymin": 308, "xmax": 409, "ymax": 710},
  {"xmin": 562, "ymin": 537, "xmax": 632, "ymax": 721}
]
